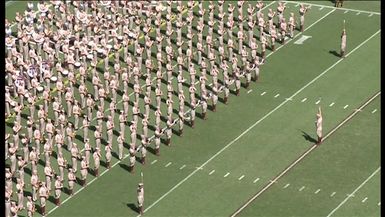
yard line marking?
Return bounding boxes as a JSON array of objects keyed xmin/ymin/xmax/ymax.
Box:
[
  {"xmin": 356, "ymin": 12, "xmax": 361, "ymax": 15},
  {"xmin": 343, "ymin": 105, "xmax": 349, "ymax": 109},
  {"xmin": 283, "ymin": 183, "xmax": 290, "ymax": 189},
  {"xmin": 330, "ymin": 192, "xmax": 336, "ymax": 197},
  {"xmin": 326, "ymin": 167, "xmax": 380, "ymax": 217},
  {"xmin": 344, "ymin": 10, "xmax": 349, "ymax": 14},
  {"xmin": 253, "ymin": 178, "xmax": 260, "ymax": 183},
  {"xmin": 238, "ymin": 175, "xmax": 245, "ymax": 180},
  {"xmin": 209, "ymin": 170, "xmax": 215, "ymax": 175},
  {"xmin": 362, "ymin": 197, "xmax": 368, "ymax": 203},
  {"xmin": 247, "ymin": 89, "xmax": 253, "ymax": 94},
  {"xmin": 369, "ymin": 13, "xmax": 373, "ymax": 17},
  {"xmin": 315, "ymin": 99, "xmax": 321, "ymax": 105},
  {"xmin": 224, "ymin": 172, "xmax": 230, "ymax": 177},
  {"xmin": 165, "ymin": 162, "xmax": 172, "ymax": 167},
  {"xmin": 151, "ymin": 160, "xmax": 158, "ymax": 165},
  {"xmin": 299, "ymin": 186, "xmax": 305, "ymax": 191},
  {"xmin": 329, "ymin": 102, "xmax": 335, "ymax": 107},
  {"xmin": 315, "ymin": 189, "xmax": 321, "ymax": 194},
  {"xmin": 179, "ymin": 165, "xmax": 186, "ymax": 170},
  {"xmin": 283, "ymin": 0, "xmax": 380, "ymax": 15},
  {"xmin": 285, "ymin": 97, "xmax": 293, "ymax": 101},
  {"xmin": 319, "ymin": 7, "xmax": 324, "ymax": 10},
  {"xmin": 274, "ymin": 94, "xmax": 280, "ymax": 98},
  {"xmin": 372, "ymin": 109, "xmax": 377, "ymax": 113},
  {"xmin": 301, "ymin": 98, "xmax": 307, "ymax": 102},
  {"xmin": 144, "ymin": 12, "xmax": 380, "ymax": 217},
  {"xmin": 261, "ymin": 91, "xmax": 266, "ymax": 96},
  {"xmin": 346, "ymin": 30, "xmax": 381, "ymax": 58}
]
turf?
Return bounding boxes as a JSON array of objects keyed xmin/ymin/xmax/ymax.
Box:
[{"xmin": 5, "ymin": 1, "xmax": 380, "ymax": 217}]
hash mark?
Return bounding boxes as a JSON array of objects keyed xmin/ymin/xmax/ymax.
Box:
[
  {"xmin": 329, "ymin": 102, "xmax": 335, "ymax": 107},
  {"xmin": 261, "ymin": 91, "xmax": 266, "ymax": 96},
  {"xmin": 344, "ymin": 10, "xmax": 349, "ymax": 14},
  {"xmin": 224, "ymin": 172, "xmax": 230, "ymax": 177},
  {"xmin": 274, "ymin": 94, "xmax": 280, "ymax": 98},
  {"xmin": 247, "ymin": 89, "xmax": 253, "ymax": 94},
  {"xmin": 356, "ymin": 12, "xmax": 360, "ymax": 15},
  {"xmin": 315, "ymin": 189, "xmax": 321, "ymax": 194},
  {"xmin": 369, "ymin": 13, "xmax": 373, "ymax": 17},
  {"xmin": 319, "ymin": 7, "xmax": 324, "ymax": 10},
  {"xmin": 299, "ymin": 186, "xmax": 305, "ymax": 191},
  {"xmin": 253, "ymin": 178, "xmax": 260, "ymax": 183},
  {"xmin": 179, "ymin": 165, "xmax": 186, "ymax": 170},
  {"xmin": 330, "ymin": 192, "xmax": 336, "ymax": 197},
  {"xmin": 283, "ymin": 183, "xmax": 290, "ymax": 189},
  {"xmin": 209, "ymin": 170, "xmax": 215, "ymax": 175},
  {"xmin": 165, "ymin": 162, "xmax": 172, "ymax": 167},
  {"xmin": 343, "ymin": 105, "xmax": 349, "ymax": 109},
  {"xmin": 315, "ymin": 100, "xmax": 321, "ymax": 105},
  {"xmin": 238, "ymin": 175, "xmax": 245, "ymax": 180},
  {"xmin": 151, "ymin": 160, "xmax": 158, "ymax": 165},
  {"xmin": 301, "ymin": 98, "xmax": 307, "ymax": 102},
  {"xmin": 372, "ymin": 109, "xmax": 377, "ymax": 113},
  {"xmin": 362, "ymin": 197, "xmax": 368, "ymax": 203}
]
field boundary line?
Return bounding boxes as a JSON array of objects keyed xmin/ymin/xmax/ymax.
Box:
[
  {"xmin": 283, "ymin": 0, "xmax": 380, "ymax": 15},
  {"xmin": 141, "ymin": 11, "xmax": 381, "ymax": 216},
  {"xmin": 326, "ymin": 167, "xmax": 381, "ymax": 217},
  {"xmin": 231, "ymin": 91, "xmax": 380, "ymax": 217}
]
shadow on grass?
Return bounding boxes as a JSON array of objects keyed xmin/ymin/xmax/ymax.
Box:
[
  {"xmin": 329, "ymin": 50, "xmax": 341, "ymax": 57},
  {"xmin": 126, "ymin": 203, "xmax": 139, "ymax": 213},
  {"xmin": 301, "ymin": 131, "xmax": 318, "ymax": 144}
]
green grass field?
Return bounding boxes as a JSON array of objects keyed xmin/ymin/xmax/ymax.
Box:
[{"xmin": 5, "ymin": 1, "xmax": 380, "ymax": 217}]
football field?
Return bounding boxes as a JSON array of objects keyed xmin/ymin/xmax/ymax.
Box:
[{"xmin": 5, "ymin": 1, "xmax": 380, "ymax": 216}]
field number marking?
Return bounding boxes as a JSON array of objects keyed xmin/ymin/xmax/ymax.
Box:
[{"xmin": 294, "ymin": 35, "xmax": 312, "ymax": 45}]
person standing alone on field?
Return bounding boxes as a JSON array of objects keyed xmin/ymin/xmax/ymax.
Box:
[
  {"xmin": 340, "ymin": 28, "xmax": 347, "ymax": 58},
  {"xmin": 137, "ymin": 183, "xmax": 144, "ymax": 215},
  {"xmin": 315, "ymin": 106, "xmax": 323, "ymax": 144}
]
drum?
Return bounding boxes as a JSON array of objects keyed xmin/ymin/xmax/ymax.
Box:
[
  {"xmin": 37, "ymin": 86, "xmax": 44, "ymax": 92},
  {"xmin": 86, "ymin": 54, "xmax": 93, "ymax": 60}
]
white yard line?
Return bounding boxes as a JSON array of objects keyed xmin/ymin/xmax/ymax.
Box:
[
  {"xmin": 253, "ymin": 178, "xmax": 260, "ymax": 183},
  {"xmin": 238, "ymin": 175, "xmax": 245, "ymax": 180},
  {"xmin": 326, "ymin": 167, "xmax": 380, "ymax": 217},
  {"xmin": 329, "ymin": 102, "xmax": 335, "ymax": 107},
  {"xmin": 283, "ymin": 0, "xmax": 380, "ymax": 15},
  {"xmin": 144, "ymin": 27, "xmax": 380, "ymax": 216},
  {"xmin": 209, "ymin": 170, "xmax": 215, "ymax": 175},
  {"xmin": 224, "ymin": 172, "xmax": 230, "ymax": 177}
]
